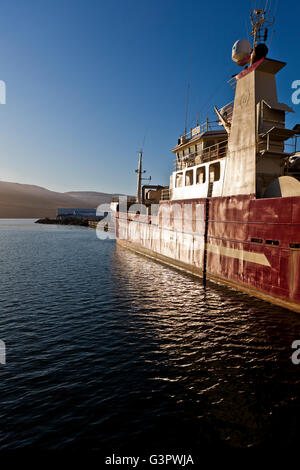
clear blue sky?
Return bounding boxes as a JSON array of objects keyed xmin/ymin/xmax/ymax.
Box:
[{"xmin": 0, "ymin": 0, "xmax": 299, "ymax": 194}]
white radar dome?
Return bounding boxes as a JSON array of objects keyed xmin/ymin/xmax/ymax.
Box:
[{"xmin": 232, "ymin": 39, "xmax": 252, "ymax": 66}]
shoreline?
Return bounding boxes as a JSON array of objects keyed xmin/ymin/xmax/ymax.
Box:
[{"xmin": 35, "ymin": 216, "xmax": 107, "ymax": 229}]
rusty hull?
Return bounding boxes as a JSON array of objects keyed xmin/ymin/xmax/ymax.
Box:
[{"xmin": 116, "ymin": 195, "xmax": 300, "ymax": 313}]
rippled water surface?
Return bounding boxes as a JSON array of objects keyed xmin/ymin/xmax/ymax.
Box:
[{"xmin": 0, "ymin": 220, "xmax": 300, "ymax": 452}]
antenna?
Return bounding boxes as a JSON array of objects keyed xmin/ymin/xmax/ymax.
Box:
[
  {"xmin": 196, "ymin": 88, "xmax": 200, "ymax": 126},
  {"xmin": 250, "ymin": 6, "xmax": 275, "ymax": 49},
  {"xmin": 245, "ymin": 19, "xmax": 249, "ymax": 38},
  {"xmin": 140, "ymin": 133, "xmax": 146, "ymax": 153},
  {"xmin": 184, "ymin": 48, "xmax": 192, "ymax": 136},
  {"xmin": 135, "ymin": 137, "xmax": 151, "ymax": 203},
  {"xmin": 264, "ymin": 0, "xmax": 269, "ymax": 14}
]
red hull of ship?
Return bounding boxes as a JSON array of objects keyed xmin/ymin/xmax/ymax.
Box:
[{"xmin": 116, "ymin": 195, "xmax": 300, "ymax": 313}]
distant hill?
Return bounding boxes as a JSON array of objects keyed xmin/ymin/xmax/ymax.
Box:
[
  {"xmin": 66, "ymin": 191, "xmax": 122, "ymax": 206},
  {"xmin": 0, "ymin": 181, "xmax": 128, "ymax": 218}
]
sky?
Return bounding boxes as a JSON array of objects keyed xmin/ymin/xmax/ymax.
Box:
[{"xmin": 0, "ymin": 0, "xmax": 299, "ymax": 194}]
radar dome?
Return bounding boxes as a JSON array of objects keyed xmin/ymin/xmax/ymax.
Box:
[{"xmin": 232, "ymin": 39, "xmax": 252, "ymax": 66}]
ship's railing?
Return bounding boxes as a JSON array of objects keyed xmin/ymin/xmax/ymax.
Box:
[
  {"xmin": 285, "ymin": 137, "xmax": 300, "ymax": 180},
  {"xmin": 257, "ymin": 134, "xmax": 300, "ymax": 155},
  {"xmin": 181, "ymin": 103, "xmax": 234, "ymax": 143},
  {"xmin": 181, "ymin": 119, "xmax": 221, "ymax": 143},
  {"xmin": 285, "ymin": 136, "xmax": 300, "ymax": 154},
  {"xmin": 257, "ymin": 137, "xmax": 285, "ymax": 154},
  {"xmin": 174, "ymin": 140, "xmax": 228, "ymax": 171}
]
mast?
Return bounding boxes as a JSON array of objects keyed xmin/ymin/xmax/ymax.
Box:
[
  {"xmin": 135, "ymin": 149, "xmax": 151, "ymax": 203},
  {"xmin": 136, "ymin": 150, "xmax": 143, "ymax": 203},
  {"xmin": 250, "ymin": 8, "xmax": 274, "ymax": 49}
]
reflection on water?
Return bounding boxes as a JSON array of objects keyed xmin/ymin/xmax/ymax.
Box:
[
  {"xmin": 0, "ymin": 222, "xmax": 299, "ymax": 451},
  {"xmin": 111, "ymin": 245, "xmax": 300, "ymax": 449}
]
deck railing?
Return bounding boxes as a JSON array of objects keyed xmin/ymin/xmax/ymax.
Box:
[
  {"xmin": 183, "ymin": 119, "xmax": 220, "ymax": 141},
  {"xmin": 285, "ymin": 136, "xmax": 300, "ymax": 154},
  {"xmin": 175, "ymin": 140, "xmax": 228, "ymax": 171},
  {"xmin": 179, "ymin": 103, "xmax": 234, "ymax": 143}
]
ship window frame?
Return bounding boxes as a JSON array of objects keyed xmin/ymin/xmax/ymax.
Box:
[
  {"xmin": 196, "ymin": 166, "xmax": 206, "ymax": 185},
  {"xmin": 209, "ymin": 162, "xmax": 221, "ymax": 183},
  {"xmin": 185, "ymin": 169, "xmax": 194, "ymax": 186},
  {"xmin": 175, "ymin": 171, "xmax": 184, "ymax": 188}
]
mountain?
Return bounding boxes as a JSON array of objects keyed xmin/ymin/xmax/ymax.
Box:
[
  {"xmin": 66, "ymin": 191, "xmax": 122, "ymax": 206},
  {"xmin": 0, "ymin": 181, "xmax": 126, "ymax": 218}
]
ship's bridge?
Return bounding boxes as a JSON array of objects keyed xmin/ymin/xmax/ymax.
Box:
[
  {"xmin": 162, "ymin": 116, "xmax": 230, "ymax": 200},
  {"xmin": 173, "ymin": 126, "xmax": 228, "ymax": 172}
]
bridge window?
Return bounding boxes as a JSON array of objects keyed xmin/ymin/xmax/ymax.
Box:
[
  {"xmin": 209, "ymin": 162, "xmax": 221, "ymax": 182},
  {"xmin": 175, "ymin": 172, "xmax": 184, "ymax": 187},
  {"xmin": 290, "ymin": 243, "xmax": 300, "ymax": 249},
  {"xmin": 185, "ymin": 170, "xmax": 194, "ymax": 186},
  {"xmin": 196, "ymin": 166, "xmax": 206, "ymax": 184}
]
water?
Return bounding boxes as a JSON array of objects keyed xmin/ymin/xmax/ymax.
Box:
[{"xmin": 0, "ymin": 220, "xmax": 300, "ymax": 453}]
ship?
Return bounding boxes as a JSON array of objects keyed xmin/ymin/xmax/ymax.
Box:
[{"xmin": 110, "ymin": 8, "xmax": 300, "ymax": 313}]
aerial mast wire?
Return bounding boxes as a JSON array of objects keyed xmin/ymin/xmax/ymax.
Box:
[
  {"xmin": 135, "ymin": 150, "xmax": 144, "ymax": 203},
  {"xmin": 250, "ymin": 5, "xmax": 274, "ymax": 49},
  {"xmin": 184, "ymin": 48, "xmax": 193, "ymax": 136}
]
